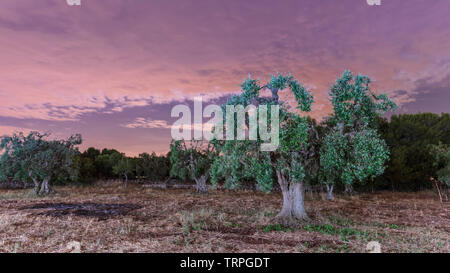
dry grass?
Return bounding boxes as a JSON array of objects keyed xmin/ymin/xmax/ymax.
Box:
[{"xmin": 0, "ymin": 182, "xmax": 448, "ymax": 253}]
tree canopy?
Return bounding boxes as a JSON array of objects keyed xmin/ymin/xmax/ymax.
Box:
[
  {"xmin": 320, "ymin": 71, "xmax": 397, "ymax": 197},
  {"xmin": 0, "ymin": 131, "xmax": 82, "ymax": 195},
  {"xmin": 113, "ymin": 155, "xmax": 134, "ymax": 187},
  {"xmin": 170, "ymin": 140, "xmax": 217, "ymax": 193},
  {"xmin": 430, "ymin": 142, "xmax": 450, "ymax": 186}
]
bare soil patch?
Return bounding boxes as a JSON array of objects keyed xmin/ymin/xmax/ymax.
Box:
[{"xmin": 20, "ymin": 202, "xmax": 141, "ymax": 220}]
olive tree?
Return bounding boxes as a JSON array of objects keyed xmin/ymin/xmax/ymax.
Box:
[
  {"xmin": 170, "ymin": 140, "xmax": 217, "ymax": 193},
  {"xmin": 320, "ymin": 71, "xmax": 397, "ymax": 200},
  {"xmin": 112, "ymin": 156, "xmax": 134, "ymax": 187},
  {"xmin": 429, "ymin": 142, "xmax": 450, "ymax": 202},
  {"xmin": 0, "ymin": 131, "xmax": 82, "ymax": 195},
  {"xmin": 211, "ymin": 73, "xmax": 316, "ymax": 225}
]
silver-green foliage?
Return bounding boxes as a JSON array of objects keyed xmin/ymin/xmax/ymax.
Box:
[
  {"xmin": 320, "ymin": 71, "xmax": 396, "ymax": 187},
  {"xmin": 210, "ymin": 73, "xmax": 316, "ymax": 193},
  {"xmin": 0, "ymin": 131, "xmax": 82, "ymax": 194},
  {"xmin": 170, "ymin": 140, "xmax": 218, "ymax": 192}
]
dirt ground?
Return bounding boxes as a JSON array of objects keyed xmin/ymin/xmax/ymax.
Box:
[{"xmin": 0, "ymin": 182, "xmax": 448, "ymax": 253}]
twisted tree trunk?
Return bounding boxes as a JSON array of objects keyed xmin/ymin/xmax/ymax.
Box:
[
  {"xmin": 195, "ymin": 175, "xmax": 208, "ymax": 194},
  {"xmin": 29, "ymin": 171, "xmax": 42, "ymax": 195},
  {"xmin": 189, "ymin": 152, "xmax": 208, "ymax": 194},
  {"xmin": 39, "ymin": 177, "xmax": 51, "ymax": 195},
  {"xmin": 325, "ymin": 184, "xmax": 334, "ymax": 200},
  {"xmin": 32, "ymin": 178, "xmax": 41, "ymax": 195},
  {"xmin": 345, "ymin": 184, "xmax": 355, "ymax": 195},
  {"xmin": 276, "ymin": 171, "xmax": 308, "ymax": 225}
]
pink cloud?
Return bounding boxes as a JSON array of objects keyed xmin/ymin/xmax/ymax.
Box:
[
  {"xmin": 0, "ymin": 0, "xmax": 449, "ymax": 154},
  {"xmin": 123, "ymin": 118, "xmax": 171, "ymax": 129}
]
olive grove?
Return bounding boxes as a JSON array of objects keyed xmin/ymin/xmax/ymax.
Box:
[{"xmin": 210, "ymin": 71, "xmax": 397, "ymax": 224}]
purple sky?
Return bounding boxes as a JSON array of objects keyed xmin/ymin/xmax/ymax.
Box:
[{"xmin": 0, "ymin": 0, "xmax": 449, "ymax": 155}]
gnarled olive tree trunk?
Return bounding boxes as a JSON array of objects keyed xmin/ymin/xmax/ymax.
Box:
[
  {"xmin": 30, "ymin": 174, "xmax": 52, "ymax": 195},
  {"xmin": 276, "ymin": 171, "xmax": 308, "ymax": 225},
  {"xmin": 39, "ymin": 177, "xmax": 51, "ymax": 195},
  {"xmin": 32, "ymin": 177, "xmax": 42, "ymax": 195},
  {"xmin": 195, "ymin": 175, "xmax": 208, "ymax": 194},
  {"xmin": 29, "ymin": 171, "xmax": 43, "ymax": 195},
  {"xmin": 345, "ymin": 184, "xmax": 355, "ymax": 195},
  {"xmin": 325, "ymin": 183, "xmax": 334, "ymax": 200}
]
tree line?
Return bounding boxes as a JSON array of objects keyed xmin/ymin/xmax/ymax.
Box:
[
  {"xmin": 375, "ymin": 112, "xmax": 450, "ymax": 192},
  {"xmin": 43, "ymin": 111, "xmax": 447, "ymax": 194},
  {"xmin": 75, "ymin": 148, "xmax": 170, "ymax": 185}
]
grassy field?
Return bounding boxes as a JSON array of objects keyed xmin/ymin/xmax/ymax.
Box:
[{"xmin": 0, "ymin": 182, "xmax": 448, "ymax": 253}]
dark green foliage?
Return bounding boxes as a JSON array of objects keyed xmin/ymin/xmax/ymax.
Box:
[
  {"xmin": 136, "ymin": 152, "xmax": 170, "ymax": 182},
  {"xmin": 95, "ymin": 149, "xmax": 123, "ymax": 179},
  {"xmin": 73, "ymin": 155, "xmax": 97, "ymax": 183},
  {"xmin": 83, "ymin": 147, "xmax": 101, "ymax": 161},
  {"xmin": 72, "ymin": 147, "xmax": 170, "ymax": 183},
  {"xmin": 374, "ymin": 113, "xmax": 450, "ymax": 191}
]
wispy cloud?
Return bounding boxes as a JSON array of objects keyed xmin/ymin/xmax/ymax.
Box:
[
  {"xmin": 0, "ymin": 0, "xmax": 449, "ymax": 154},
  {"xmin": 1, "ymin": 96, "xmax": 155, "ymax": 121},
  {"xmin": 122, "ymin": 118, "xmax": 171, "ymax": 129}
]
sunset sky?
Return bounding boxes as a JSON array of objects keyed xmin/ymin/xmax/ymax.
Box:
[{"xmin": 1, "ymin": 0, "xmax": 449, "ymax": 155}]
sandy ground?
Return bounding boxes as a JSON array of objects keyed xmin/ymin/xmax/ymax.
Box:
[{"xmin": 0, "ymin": 182, "xmax": 448, "ymax": 253}]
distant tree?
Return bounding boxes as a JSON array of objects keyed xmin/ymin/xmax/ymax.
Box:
[
  {"xmin": 211, "ymin": 73, "xmax": 316, "ymax": 225},
  {"xmin": 112, "ymin": 156, "xmax": 134, "ymax": 187},
  {"xmin": 133, "ymin": 156, "xmax": 145, "ymax": 181},
  {"xmin": 73, "ymin": 155, "xmax": 97, "ymax": 183},
  {"xmin": 429, "ymin": 142, "xmax": 450, "ymax": 202},
  {"xmin": 72, "ymin": 147, "xmax": 102, "ymax": 183},
  {"xmin": 137, "ymin": 152, "xmax": 170, "ymax": 182},
  {"xmin": 83, "ymin": 147, "xmax": 101, "ymax": 161},
  {"xmin": 170, "ymin": 140, "xmax": 217, "ymax": 193},
  {"xmin": 95, "ymin": 149, "xmax": 122, "ymax": 179},
  {"xmin": 0, "ymin": 131, "xmax": 82, "ymax": 195},
  {"xmin": 320, "ymin": 71, "xmax": 396, "ymax": 200}
]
